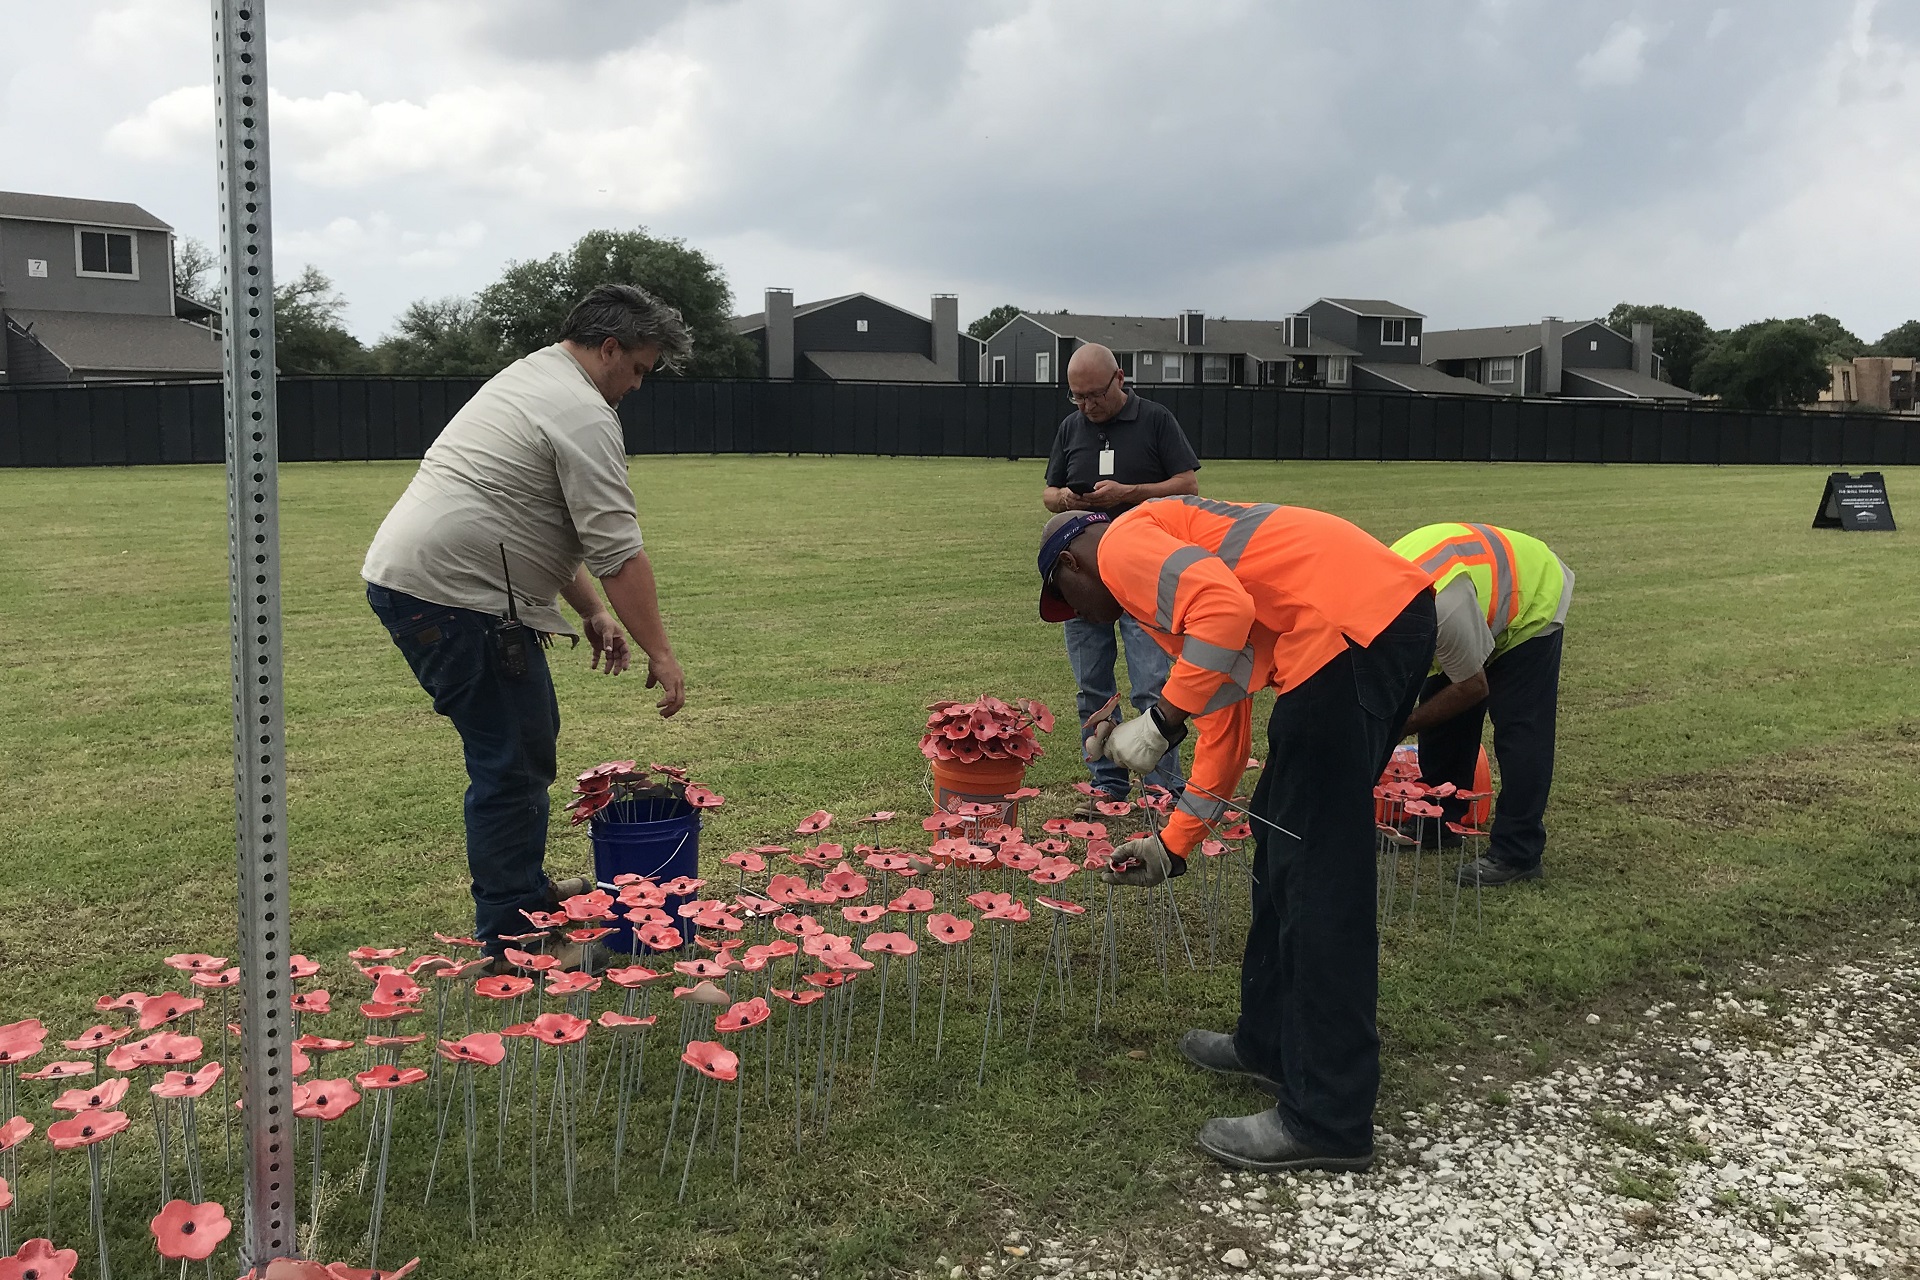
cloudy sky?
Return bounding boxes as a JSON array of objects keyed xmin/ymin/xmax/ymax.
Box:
[{"xmin": 5, "ymin": 0, "xmax": 1917, "ymax": 342}]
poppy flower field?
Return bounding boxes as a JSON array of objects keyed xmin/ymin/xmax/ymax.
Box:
[{"xmin": 5, "ymin": 458, "xmax": 1918, "ymax": 1278}]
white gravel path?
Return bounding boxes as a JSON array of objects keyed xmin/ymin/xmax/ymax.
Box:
[{"xmin": 943, "ymin": 929, "xmax": 1920, "ymax": 1280}]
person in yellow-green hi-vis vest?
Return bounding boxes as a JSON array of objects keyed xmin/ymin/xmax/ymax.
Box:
[{"xmin": 1390, "ymin": 523, "xmax": 1573, "ymax": 887}]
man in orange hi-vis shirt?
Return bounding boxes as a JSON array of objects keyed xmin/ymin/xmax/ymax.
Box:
[{"xmin": 1038, "ymin": 498, "xmax": 1435, "ymax": 1172}]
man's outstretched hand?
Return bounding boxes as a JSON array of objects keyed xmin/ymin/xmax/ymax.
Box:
[
  {"xmin": 647, "ymin": 652, "xmax": 686, "ymax": 718},
  {"xmin": 582, "ymin": 611, "xmax": 631, "ymax": 675},
  {"xmin": 1102, "ymin": 833, "xmax": 1185, "ymax": 888}
]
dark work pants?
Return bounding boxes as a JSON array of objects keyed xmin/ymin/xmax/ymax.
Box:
[
  {"xmin": 1233, "ymin": 590, "xmax": 1435, "ymax": 1156},
  {"xmin": 367, "ymin": 584, "xmax": 560, "ymax": 955},
  {"xmin": 1415, "ymin": 628, "xmax": 1563, "ymax": 871}
]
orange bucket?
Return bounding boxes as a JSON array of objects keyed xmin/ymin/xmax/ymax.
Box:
[{"xmin": 931, "ymin": 756, "xmax": 1029, "ymax": 828}]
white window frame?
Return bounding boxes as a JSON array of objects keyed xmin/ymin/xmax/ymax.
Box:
[
  {"xmin": 1162, "ymin": 353, "xmax": 1182, "ymax": 381},
  {"xmin": 1589, "ymin": 339, "xmax": 1598, "ymax": 352},
  {"xmin": 74, "ymin": 227, "xmax": 140, "ymax": 280},
  {"xmin": 1379, "ymin": 317, "xmax": 1406, "ymax": 346},
  {"xmin": 991, "ymin": 355, "xmax": 1006, "ymax": 384},
  {"xmin": 1485, "ymin": 357, "xmax": 1515, "ymax": 385},
  {"xmin": 1034, "ymin": 351, "xmax": 1051, "ymax": 382},
  {"xmin": 1327, "ymin": 356, "xmax": 1350, "ymax": 386},
  {"xmin": 1202, "ymin": 354, "xmax": 1230, "ymax": 383}
]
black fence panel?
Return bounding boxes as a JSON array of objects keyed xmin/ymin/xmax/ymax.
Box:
[{"xmin": 3, "ymin": 376, "xmax": 1916, "ymax": 470}]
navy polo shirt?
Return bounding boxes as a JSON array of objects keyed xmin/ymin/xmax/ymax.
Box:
[{"xmin": 1043, "ymin": 392, "xmax": 1200, "ymax": 513}]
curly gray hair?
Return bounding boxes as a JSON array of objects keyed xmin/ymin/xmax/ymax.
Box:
[{"xmin": 559, "ymin": 283, "xmax": 694, "ymax": 370}]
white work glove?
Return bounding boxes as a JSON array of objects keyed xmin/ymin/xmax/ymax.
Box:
[
  {"xmin": 1101, "ymin": 833, "xmax": 1187, "ymax": 888},
  {"xmin": 1092, "ymin": 709, "xmax": 1177, "ymax": 775}
]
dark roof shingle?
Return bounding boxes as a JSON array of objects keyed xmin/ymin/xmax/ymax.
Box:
[
  {"xmin": 6, "ymin": 309, "xmax": 221, "ymax": 375},
  {"xmin": 0, "ymin": 191, "xmax": 171, "ymax": 231}
]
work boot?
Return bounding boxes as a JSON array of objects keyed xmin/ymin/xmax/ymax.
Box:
[
  {"xmin": 548, "ymin": 940, "xmax": 609, "ymax": 974},
  {"xmin": 1196, "ymin": 1107, "xmax": 1373, "ymax": 1174},
  {"xmin": 1454, "ymin": 856, "xmax": 1542, "ymax": 887},
  {"xmin": 1177, "ymin": 1030, "xmax": 1282, "ymax": 1094},
  {"xmin": 1072, "ymin": 790, "xmax": 1127, "ymax": 820},
  {"xmin": 547, "ymin": 874, "xmax": 594, "ymax": 905}
]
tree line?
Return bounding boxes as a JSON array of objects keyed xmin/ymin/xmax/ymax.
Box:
[
  {"xmin": 173, "ymin": 229, "xmax": 756, "ymax": 380},
  {"xmin": 1604, "ymin": 304, "xmax": 1919, "ymax": 410}
]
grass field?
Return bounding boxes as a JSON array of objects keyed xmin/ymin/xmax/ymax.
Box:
[{"xmin": 1, "ymin": 457, "xmax": 1917, "ymax": 1278}]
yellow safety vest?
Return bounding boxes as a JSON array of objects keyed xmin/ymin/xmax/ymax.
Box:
[{"xmin": 1390, "ymin": 522, "xmax": 1566, "ymax": 660}]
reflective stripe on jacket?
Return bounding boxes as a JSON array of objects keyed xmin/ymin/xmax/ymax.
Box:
[
  {"xmin": 1389, "ymin": 522, "xmax": 1566, "ymax": 661},
  {"xmin": 1099, "ymin": 497, "xmax": 1433, "ymax": 854}
]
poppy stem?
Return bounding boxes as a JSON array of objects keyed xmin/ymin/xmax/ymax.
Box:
[
  {"xmin": 977, "ymin": 926, "xmax": 1004, "ymax": 1089},
  {"xmin": 1094, "ymin": 887, "xmax": 1114, "ymax": 1034},
  {"xmin": 935, "ymin": 945, "xmax": 951, "ymax": 1061},
  {"xmin": 1026, "ymin": 914, "xmax": 1063, "ymax": 1052},
  {"xmin": 464, "ymin": 1063, "xmax": 479, "ymax": 1242},
  {"xmin": 424, "ymin": 1057, "xmax": 458, "ymax": 1206},
  {"xmin": 219, "ymin": 987, "xmax": 233, "ymax": 1171},
  {"xmin": 869, "ymin": 955, "xmax": 891, "ymax": 1084},
  {"xmin": 368, "ymin": 1086, "xmax": 397, "ymax": 1271},
  {"xmin": 659, "ymin": 1057, "xmax": 690, "ymax": 1176},
  {"xmin": 309, "ymin": 1117, "xmax": 323, "ymax": 1251},
  {"xmin": 1163, "ymin": 879, "xmax": 1195, "ymax": 969},
  {"xmin": 527, "ymin": 1036, "xmax": 541, "ymax": 1218},
  {"xmin": 677, "ymin": 1074, "xmax": 706, "ymax": 1205},
  {"xmin": 88, "ymin": 1140, "xmax": 109, "ymax": 1280},
  {"xmin": 732, "ymin": 1067, "xmax": 744, "ymax": 1182},
  {"xmin": 155, "ymin": 1093, "xmax": 172, "ymax": 1209},
  {"xmin": 555, "ymin": 1046, "xmax": 576, "ymax": 1218},
  {"xmin": 183, "ymin": 1096, "xmax": 203, "ymax": 1203}
]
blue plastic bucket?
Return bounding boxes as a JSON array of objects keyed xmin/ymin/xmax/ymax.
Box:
[{"xmin": 589, "ymin": 793, "xmax": 701, "ymax": 954}]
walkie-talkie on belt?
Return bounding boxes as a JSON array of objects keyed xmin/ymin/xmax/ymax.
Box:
[{"xmin": 494, "ymin": 543, "xmax": 531, "ymax": 679}]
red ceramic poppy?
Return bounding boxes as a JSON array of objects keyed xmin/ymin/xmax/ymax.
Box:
[
  {"xmin": 1029, "ymin": 857, "xmax": 1078, "ymax": 886},
  {"xmin": 498, "ymin": 930, "xmax": 549, "ymax": 946},
  {"xmin": 47, "ymin": 1109, "xmax": 128, "ymax": 1150},
  {"xmin": 1220, "ymin": 823, "xmax": 1253, "ymax": 840},
  {"xmin": 1428, "ymin": 781, "xmax": 1458, "ymax": 798},
  {"xmin": 1036, "ymin": 896, "xmax": 1087, "ymax": 916},
  {"xmin": 796, "ymin": 886, "xmax": 839, "ymax": 907},
  {"xmin": 0, "ymin": 1021, "xmax": 46, "ymax": 1066},
  {"xmin": 770, "ymin": 988, "xmax": 825, "ymax": 1007},
  {"xmin": 1041, "ymin": 818, "xmax": 1073, "ymax": 836},
  {"xmin": 822, "ymin": 865, "xmax": 868, "ymax": 899},
  {"xmin": 659, "ymin": 875, "xmax": 707, "ymax": 897},
  {"xmin": 287, "ymin": 955, "xmax": 323, "ymax": 979},
  {"xmin": 0, "ymin": 1178, "xmax": 9, "ymax": 1213},
  {"xmin": 684, "ymin": 784, "xmax": 725, "ymax": 809},
  {"xmin": 840, "ymin": 904, "xmax": 885, "ymax": 925},
  {"xmin": 801, "ymin": 971, "xmax": 846, "ymax": 990},
  {"xmin": 519, "ymin": 909, "xmax": 569, "ymax": 932},
  {"xmin": 1002, "ymin": 786, "xmax": 1043, "ymax": 802},
  {"xmin": 861, "ymin": 931, "xmax": 918, "ymax": 957},
  {"xmin": 627, "ymin": 905, "xmax": 673, "ymax": 927},
  {"xmin": 151, "ymin": 1199, "xmax": 232, "ymax": 1262},
  {"xmin": 1019, "ymin": 697, "xmax": 1055, "ymax": 733},
  {"xmin": 802, "ymin": 930, "xmax": 853, "ymax": 957},
  {"xmin": 966, "ymin": 889, "xmax": 1013, "ymax": 912},
  {"xmin": 925, "ymin": 913, "xmax": 974, "ymax": 945},
  {"xmin": 544, "ymin": 971, "xmax": 601, "ymax": 998},
  {"xmin": 857, "ymin": 811, "xmax": 898, "ymax": 823},
  {"xmin": 921, "ymin": 812, "xmax": 967, "ymax": 833},
  {"xmin": 637, "ymin": 924, "xmax": 685, "ymax": 951},
  {"xmin": 888, "ymin": 887, "xmax": 936, "ymax": 914},
  {"xmin": 528, "ymin": 1013, "xmax": 590, "ymax": 1047},
  {"xmin": 681, "ymin": 1040, "xmax": 739, "ymax": 1082},
  {"xmin": 760, "ymin": 874, "xmax": 805, "ymax": 906},
  {"xmin": 431, "ymin": 932, "xmax": 483, "ymax": 951},
  {"xmin": 561, "ymin": 889, "xmax": 617, "ymax": 922},
  {"xmin": 771, "ymin": 912, "xmax": 821, "ymax": 938},
  {"xmin": 354, "ymin": 1064, "xmax": 427, "ymax": 1091},
  {"xmin": 0, "ymin": 1238, "xmax": 78, "ymax": 1280},
  {"xmin": 794, "ymin": 810, "xmax": 833, "ymax": 835},
  {"xmin": 721, "ymin": 850, "xmax": 766, "ymax": 875},
  {"xmin": 691, "ymin": 904, "xmax": 744, "ymax": 932},
  {"xmin": 0, "ymin": 1118, "xmax": 34, "ymax": 1152},
  {"xmin": 1200, "ymin": 839, "xmax": 1228, "ymax": 858},
  {"xmin": 596, "ymin": 1012, "xmax": 655, "ymax": 1031},
  {"xmin": 325, "ymin": 1258, "xmax": 420, "ymax": 1279},
  {"xmin": 370, "ymin": 974, "xmax": 424, "ymax": 1007},
  {"xmin": 20, "ymin": 1062, "xmax": 90, "ymax": 1083},
  {"xmin": 131, "ymin": 1033, "xmax": 203, "ymax": 1068},
  {"xmin": 162, "ymin": 954, "xmax": 229, "ymax": 975},
  {"xmin": 151, "ymin": 1063, "xmax": 223, "ymax": 1100},
  {"xmin": 1403, "ymin": 800, "xmax": 1444, "ymax": 819},
  {"xmin": 983, "ymin": 901, "xmax": 1031, "ymax": 924},
  {"xmin": 1064, "ymin": 821, "xmax": 1106, "ymax": 841},
  {"xmin": 435, "ymin": 1032, "xmax": 506, "ymax": 1067},
  {"xmin": 823, "ymin": 948, "xmax": 875, "ymax": 973},
  {"xmin": 1446, "ymin": 821, "xmax": 1489, "ymax": 839},
  {"xmin": 291, "ymin": 990, "xmax": 332, "ymax": 1015},
  {"xmin": 714, "ymin": 998, "xmax": 771, "ymax": 1033},
  {"xmin": 59, "ymin": 1026, "xmax": 128, "ymax": 1054},
  {"xmin": 473, "ymin": 974, "xmax": 534, "ymax": 1001},
  {"xmin": 51, "ymin": 1077, "xmax": 129, "ymax": 1113},
  {"xmin": 347, "ymin": 946, "xmax": 405, "ymax": 962},
  {"xmin": 357, "ymin": 1003, "xmax": 418, "ymax": 1023},
  {"xmin": 290, "ymin": 1079, "xmax": 362, "ymax": 1121},
  {"xmin": 502, "ymin": 948, "xmax": 558, "ymax": 973},
  {"xmin": 997, "ymin": 846, "xmax": 1043, "ymax": 873},
  {"xmin": 603, "ymin": 965, "xmax": 661, "ymax": 989},
  {"xmin": 733, "ymin": 893, "xmax": 780, "ymax": 917},
  {"xmin": 188, "ymin": 967, "xmax": 242, "ymax": 991},
  {"xmin": 672, "ymin": 958, "xmax": 732, "ymax": 981},
  {"xmin": 364, "ymin": 1035, "xmax": 426, "ymax": 1051}
]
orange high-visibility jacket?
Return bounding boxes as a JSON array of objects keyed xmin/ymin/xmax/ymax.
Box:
[{"xmin": 1099, "ymin": 497, "xmax": 1433, "ymax": 854}]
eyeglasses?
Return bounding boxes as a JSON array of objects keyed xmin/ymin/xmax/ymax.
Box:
[{"xmin": 1066, "ymin": 371, "xmax": 1121, "ymax": 405}]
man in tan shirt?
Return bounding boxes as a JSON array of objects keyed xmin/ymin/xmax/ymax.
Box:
[{"xmin": 363, "ymin": 283, "xmax": 691, "ymax": 967}]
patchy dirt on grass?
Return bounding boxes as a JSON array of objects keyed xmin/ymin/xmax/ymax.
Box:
[{"xmin": 1620, "ymin": 726, "xmax": 1920, "ymax": 833}]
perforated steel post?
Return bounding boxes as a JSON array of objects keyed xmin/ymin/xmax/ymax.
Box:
[{"xmin": 213, "ymin": 0, "xmax": 295, "ymax": 1267}]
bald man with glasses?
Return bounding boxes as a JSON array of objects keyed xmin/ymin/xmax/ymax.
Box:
[{"xmin": 1043, "ymin": 343, "xmax": 1201, "ymax": 813}]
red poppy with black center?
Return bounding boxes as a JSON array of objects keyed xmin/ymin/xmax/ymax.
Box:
[
  {"xmin": 714, "ymin": 997, "xmax": 770, "ymax": 1033},
  {"xmin": 473, "ymin": 974, "xmax": 533, "ymax": 1001},
  {"xmin": 51, "ymin": 1077, "xmax": 129, "ymax": 1113},
  {"xmin": 801, "ymin": 971, "xmax": 845, "ymax": 989},
  {"xmin": 0, "ymin": 1117, "xmax": 35, "ymax": 1152},
  {"xmin": 290, "ymin": 1079, "xmax": 361, "ymax": 1121},
  {"xmin": 354, "ymin": 1064, "xmax": 427, "ymax": 1091},
  {"xmin": 0, "ymin": 1176, "xmax": 10, "ymax": 1213},
  {"xmin": 437, "ymin": 1033, "xmax": 506, "ymax": 1066},
  {"xmin": 839, "ymin": 904, "xmax": 884, "ymax": 926},
  {"xmin": 680, "ymin": 1039, "xmax": 739, "ymax": 1082},
  {"xmin": 925, "ymin": 913, "xmax": 974, "ymax": 945},
  {"xmin": 431, "ymin": 932, "xmax": 483, "ymax": 951},
  {"xmin": 771, "ymin": 987, "xmax": 825, "ymax": 1006},
  {"xmin": 357, "ymin": 1002, "xmax": 419, "ymax": 1023},
  {"xmin": 162, "ymin": 954, "xmax": 229, "ymax": 975},
  {"xmin": 672, "ymin": 957, "xmax": 731, "ymax": 981},
  {"xmin": 0, "ymin": 1020, "xmax": 47, "ymax": 1066},
  {"xmin": 189, "ymin": 967, "xmax": 242, "ymax": 991},
  {"xmin": 287, "ymin": 955, "xmax": 323, "ymax": 979},
  {"xmin": 20, "ymin": 1061, "xmax": 91, "ymax": 1083},
  {"xmin": 596, "ymin": 1012, "xmax": 655, "ymax": 1031},
  {"xmin": 603, "ymin": 965, "xmax": 661, "ymax": 989},
  {"xmin": 60, "ymin": 1026, "xmax": 129, "ymax": 1054},
  {"xmin": 325, "ymin": 1257, "xmax": 421, "ymax": 1279},
  {"xmin": 47, "ymin": 1108, "xmax": 128, "ymax": 1150},
  {"xmin": 983, "ymin": 901, "xmax": 1032, "ymax": 923},
  {"xmin": 370, "ymin": 973, "xmax": 424, "ymax": 1008},
  {"xmin": 0, "ymin": 1237, "xmax": 79, "ymax": 1280},
  {"xmin": 151, "ymin": 1063, "xmax": 223, "ymax": 1100},
  {"xmin": 793, "ymin": 810, "xmax": 833, "ymax": 835},
  {"xmin": 151, "ymin": 1199, "xmax": 232, "ymax": 1262},
  {"xmin": 291, "ymin": 990, "xmax": 331, "ymax": 1015},
  {"xmin": 966, "ymin": 890, "xmax": 1014, "ymax": 912},
  {"xmin": 528, "ymin": 1012, "xmax": 589, "ymax": 1046},
  {"xmin": 128, "ymin": 1033, "xmax": 203, "ymax": 1068},
  {"xmin": 888, "ymin": 887, "xmax": 936, "ymax": 914},
  {"xmin": 861, "ymin": 932, "xmax": 918, "ymax": 957},
  {"xmin": 659, "ymin": 875, "xmax": 706, "ymax": 897}
]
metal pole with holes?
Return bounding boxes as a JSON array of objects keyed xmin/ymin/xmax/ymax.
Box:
[{"xmin": 214, "ymin": 0, "xmax": 295, "ymax": 1268}]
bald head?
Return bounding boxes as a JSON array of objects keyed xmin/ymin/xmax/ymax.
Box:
[{"xmin": 1066, "ymin": 343, "xmax": 1128, "ymax": 422}]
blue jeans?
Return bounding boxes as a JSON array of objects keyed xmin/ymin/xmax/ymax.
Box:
[
  {"xmin": 1064, "ymin": 613, "xmax": 1185, "ymax": 797},
  {"xmin": 367, "ymin": 584, "xmax": 560, "ymax": 955}
]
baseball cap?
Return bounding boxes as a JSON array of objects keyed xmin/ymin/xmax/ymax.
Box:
[{"xmin": 1036, "ymin": 510, "xmax": 1111, "ymax": 622}]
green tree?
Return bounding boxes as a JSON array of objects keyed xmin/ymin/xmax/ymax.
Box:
[
  {"xmin": 172, "ymin": 235, "xmax": 218, "ymax": 303},
  {"xmin": 968, "ymin": 304, "xmax": 1025, "ymax": 342},
  {"xmin": 1872, "ymin": 319, "xmax": 1920, "ymax": 359},
  {"xmin": 476, "ymin": 228, "xmax": 753, "ymax": 378},
  {"xmin": 1604, "ymin": 303, "xmax": 1714, "ymax": 389},
  {"xmin": 1691, "ymin": 319, "xmax": 1830, "ymax": 409},
  {"xmin": 273, "ymin": 265, "xmax": 369, "ymax": 374},
  {"xmin": 370, "ymin": 296, "xmax": 506, "ymax": 376},
  {"xmin": 1799, "ymin": 312, "xmax": 1863, "ymax": 365}
]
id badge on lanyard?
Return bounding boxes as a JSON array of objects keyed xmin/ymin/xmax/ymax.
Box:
[{"xmin": 1098, "ymin": 447, "xmax": 1116, "ymax": 478}]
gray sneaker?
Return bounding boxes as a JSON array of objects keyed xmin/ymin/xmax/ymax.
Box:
[
  {"xmin": 1177, "ymin": 1029, "xmax": 1283, "ymax": 1094},
  {"xmin": 1196, "ymin": 1107, "xmax": 1373, "ymax": 1173}
]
